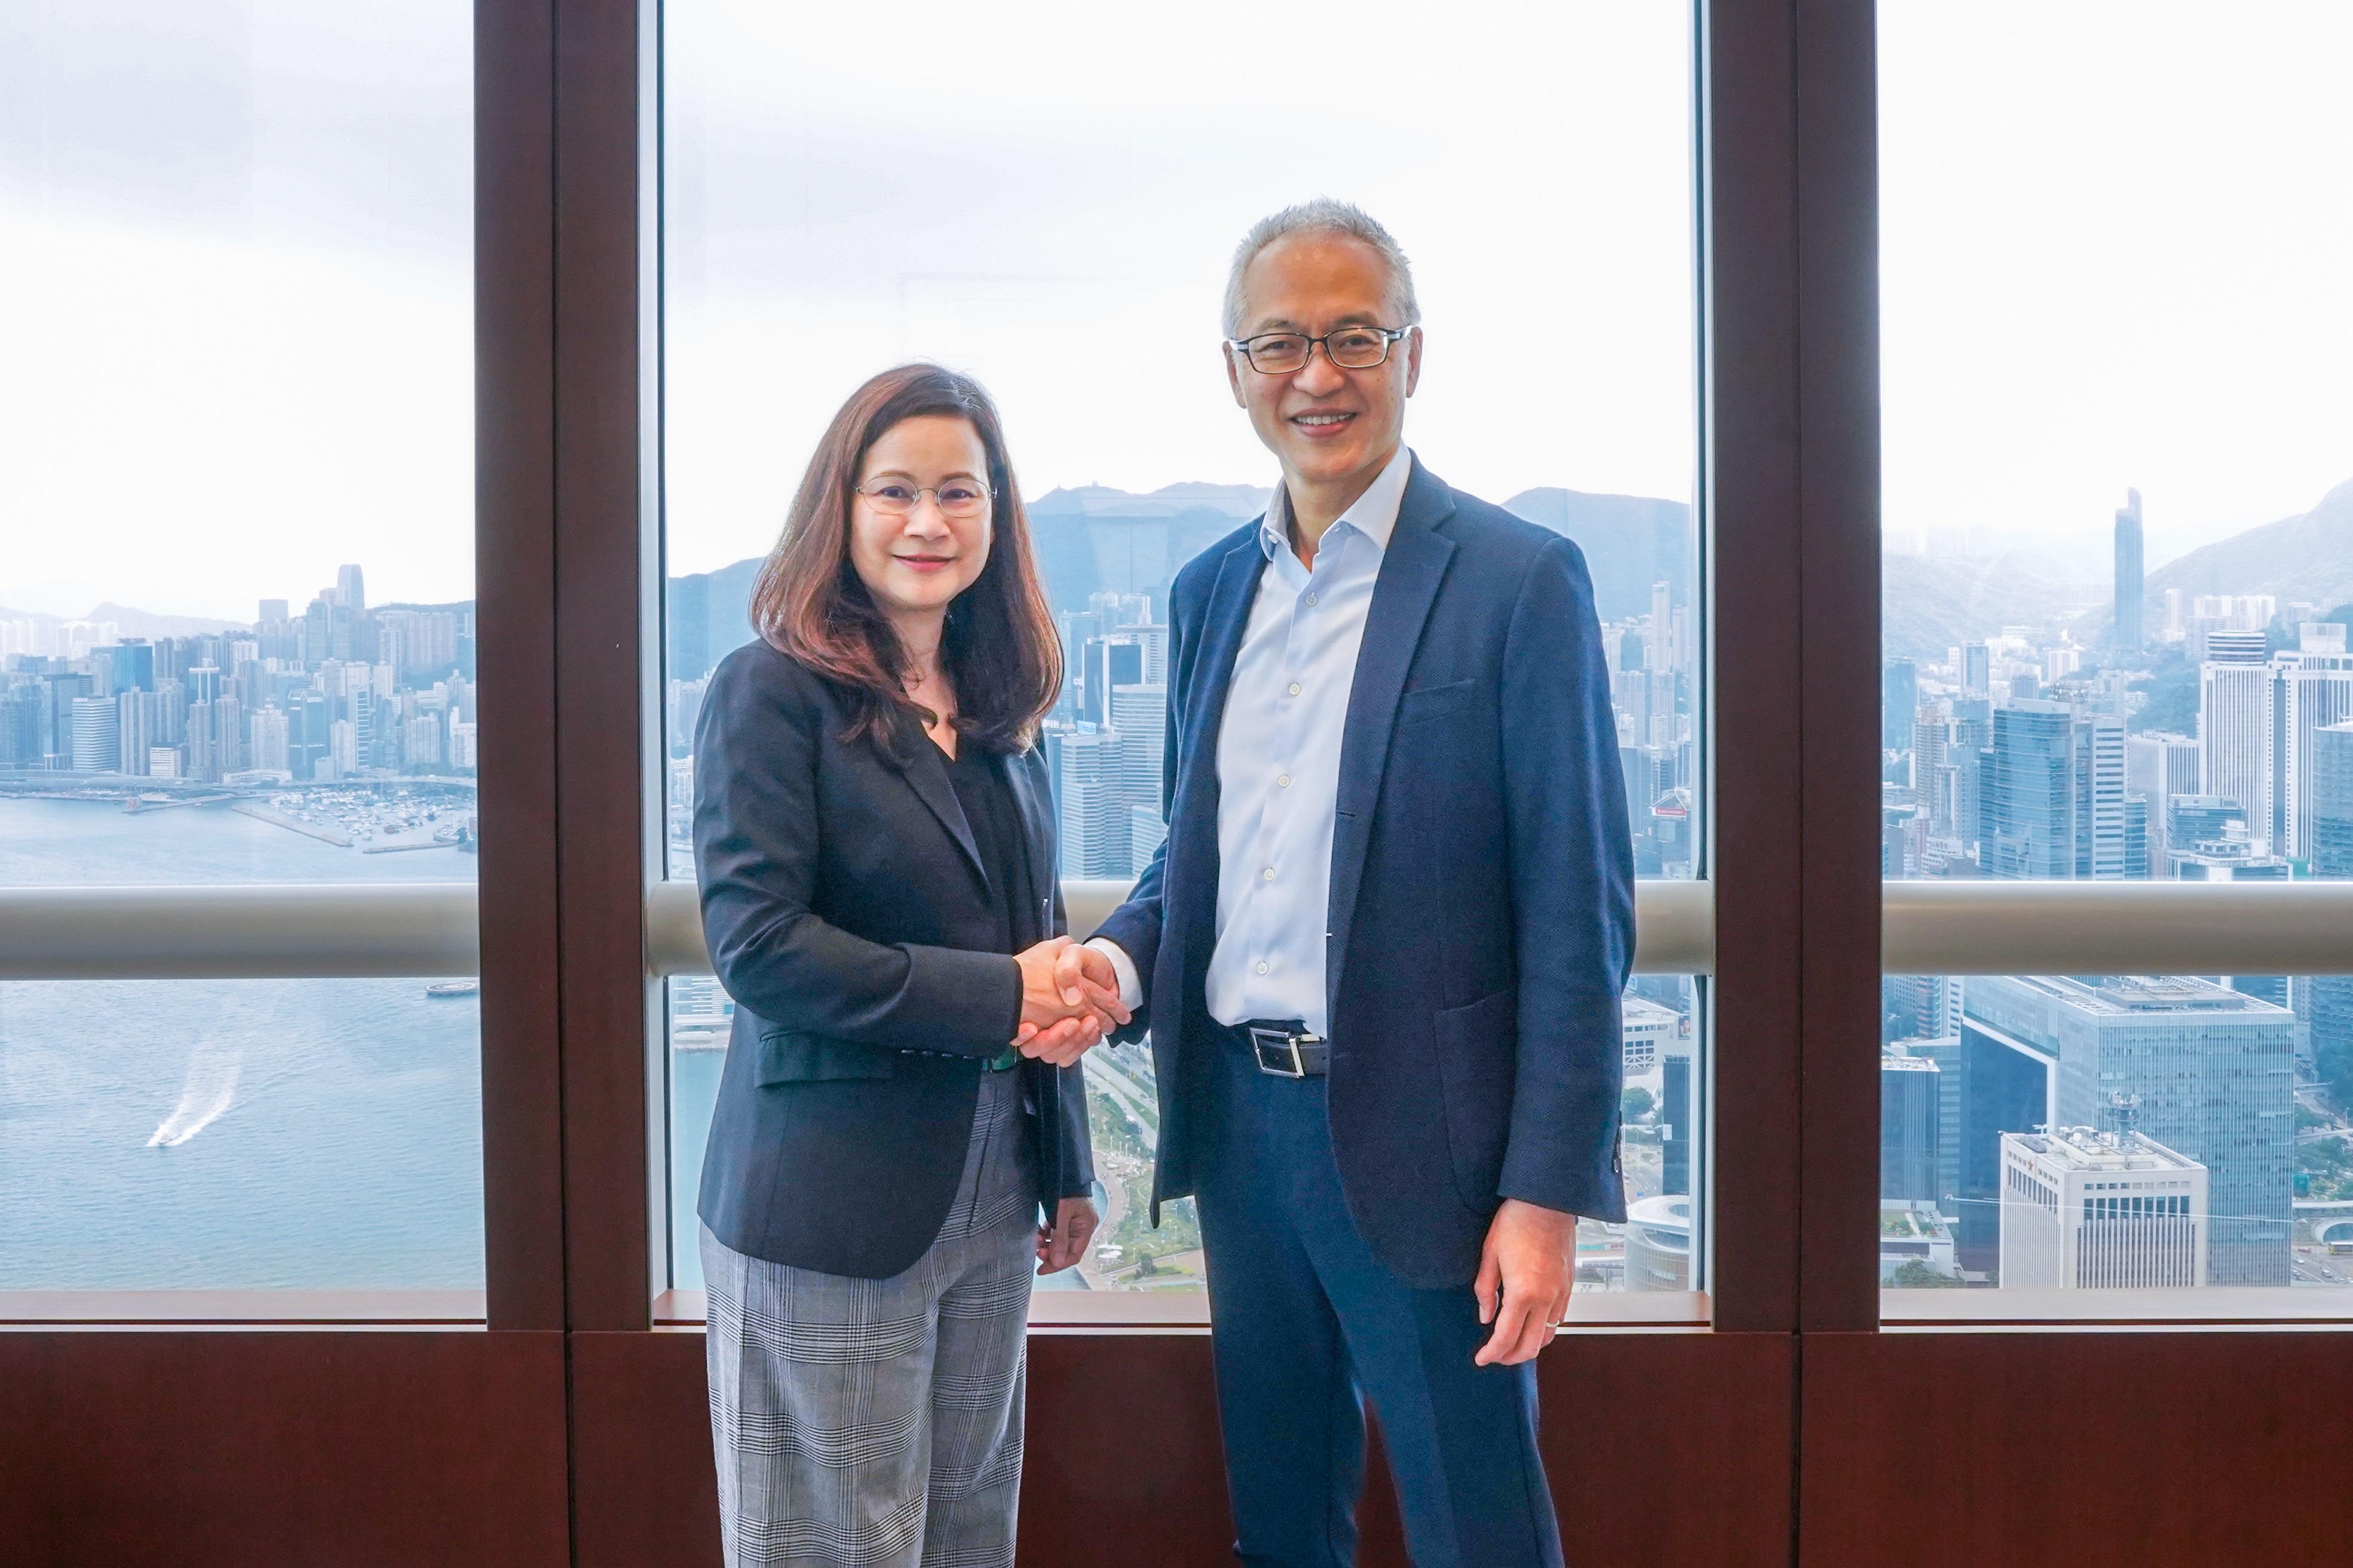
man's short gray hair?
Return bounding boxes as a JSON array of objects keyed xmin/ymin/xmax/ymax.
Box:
[{"xmin": 1221, "ymin": 199, "xmax": 1421, "ymax": 339}]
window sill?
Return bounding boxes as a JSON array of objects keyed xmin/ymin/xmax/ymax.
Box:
[{"xmin": 0, "ymin": 1289, "xmax": 488, "ymax": 1328}]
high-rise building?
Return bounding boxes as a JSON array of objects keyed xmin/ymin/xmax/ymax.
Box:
[
  {"xmin": 1883, "ymin": 658, "xmax": 1917, "ymax": 751},
  {"xmin": 1962, "ymin": 641, "xmax": 1992, "ymax": 698},
  {"xmin": 1882, "ymin": 1050, "xmax": 1942, "ymax": 1204},
  {"xmin": 2072, "ymin": 712, "xmax": 2127, "ymax": 879},
  {"xmin": 71, "ymin": 695, "xmax": 120, "ymax": 772},
  {"xmin": 1998, "ymin": 1128, "xmax": 2206, "ymax": 1290},
  {"xmin": 108, "ymin": 639, "xmax": 155, "ymax": 694},
  {"xmin": 0, "ymin": 685, "xmax": 41, "ymax": 767},
  {"xmin": 336, "ymin": 564, "xmax": 367, "ymax": 613},
  {"xmin": 1055, "ymin": 726, "xmax": 1127, "ymax": 877},
  {"xmin": 1960, "ymin": 974, "xmax": 2291, "ymax": 1286},
  {"xmin": 2200, "ymin": 643, "xmax": 2274, "ymax": 854},
  {"xmin": 115, "ymin": 689, "xmax": 153, "ymax": 777},
  {"xmin": 2122, "ymin": 794, "xmax": 2150, "ymax": 879},
  {"xmin": 1107, "ymin": 682, "xmax": 1167, "ymax": 874},
  {"xmin": 2310, "ymin": 724, "xmax": 2353, "ymax": 1098},
  {"xmin": 2275, "ymin": 628, "xmax": 2353, "ymax": 860},
  {"xmin": 249, "ymin": 706, "xmax": 291, "ymax": 775},
  {"xmin": 2125, "ymin": 731, "xmax": 2199, "ymax": 866},
  {"xmin": 1979, "ymin": 701, "xmax": 2075, "ymax": 878},
  {"xmin": 2112, "ymin": 488, "xmax": 2144, "ymax": 653}
]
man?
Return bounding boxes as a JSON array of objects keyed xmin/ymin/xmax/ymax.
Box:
[{"xmin": 1059, "ymin": 200, "xmax": 1634, "ymax": 1567}]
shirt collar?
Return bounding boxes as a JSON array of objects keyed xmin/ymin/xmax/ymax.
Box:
[{"xmin": 1259, "ymin": 445, "xmax": 1416, "ymax": 563}]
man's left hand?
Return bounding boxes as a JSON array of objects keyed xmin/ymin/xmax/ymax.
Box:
[{"xmin": 1472, "ymin": 1198, "xmax": 1577, "ymax": 1366}]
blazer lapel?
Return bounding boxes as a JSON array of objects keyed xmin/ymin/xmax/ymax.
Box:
[
  {"xmin": 1174, "ymin": 531, "xmax": 1271, "ymax": 814},
  {"xmin": 890, "ymin": 719, "xmax": 991, "ymax": 895},
  {"xmin": 1325, "ymin": 462, "xmax": 1457, "ymax": 1015}
]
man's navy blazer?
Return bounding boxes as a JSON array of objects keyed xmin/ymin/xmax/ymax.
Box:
[
  {"xmin": 692, "ymin": 643, "xmax": 1093, "ymax": 1280},
  {"xmin": 1093, "ymin": 456, "xmax": 1636, "ymax": 1288}
]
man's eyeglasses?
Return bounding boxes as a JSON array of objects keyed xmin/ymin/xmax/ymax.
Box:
[
  {"xmin": 1225, "ymin": 326, "xmax": 1412, "ymax": 376},
  {"xmin": 853, "ymin": 478, "xmax": 994, "ymax": 519}
]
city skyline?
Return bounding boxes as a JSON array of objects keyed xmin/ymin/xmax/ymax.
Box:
[{"xmin": 15, "ymin": 6, "xmax": 2353, "ymax": 616}]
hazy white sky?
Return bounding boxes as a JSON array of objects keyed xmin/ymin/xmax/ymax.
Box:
[{"xmin": 2, "ymin": 1, "xmax": 2347, "ymax": 618}]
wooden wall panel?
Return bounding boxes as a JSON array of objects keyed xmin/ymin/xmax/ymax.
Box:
[
  {"xmin": 0, "ymin": 1331, "xmax": 568, "ymax": 1568},
  {"xmin": 569, "ymin": 1328, "xmax": 1793, "ymax": 1568},
  {"xmin": 571, "ymin": 1330, "xmax": 724, "ymax": 1568},
  {"xmin": 1803, "ymin": 1332, "xmax": 2353, "ymax": 1568}
]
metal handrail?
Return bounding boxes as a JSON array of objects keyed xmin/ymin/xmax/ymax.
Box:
[{"xmin": 8, "ymin": 877, "xmax": 2352, "ymax": 983}]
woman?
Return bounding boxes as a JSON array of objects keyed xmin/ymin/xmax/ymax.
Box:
[{"xmin": 693, "ymin": 364, "xmax": 1122, "ymax": 1567}]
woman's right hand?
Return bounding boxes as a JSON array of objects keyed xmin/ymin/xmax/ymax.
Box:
[{"xmin": 1013, "ymin": 937, "xmax": 1127, "ymax": 1064}]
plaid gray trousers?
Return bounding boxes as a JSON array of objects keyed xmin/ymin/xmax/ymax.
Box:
[{"xmin": 703, "ymin": 1066, "xmax": 1037, "ymax": 1568}]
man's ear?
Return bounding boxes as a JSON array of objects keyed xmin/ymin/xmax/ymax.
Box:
[
  {"xmin": 1403, "ymin": 326, "xmax": 1424, "ymax": 398},
  {"xmin": 1225, "ymin": 343, "xmax": 1248, "ymax": 408}
]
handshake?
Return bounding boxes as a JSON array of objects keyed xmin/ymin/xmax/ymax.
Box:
[{"xmin": 1009, "ymin": 936, "xmax": 1132, "ymax": 1066}]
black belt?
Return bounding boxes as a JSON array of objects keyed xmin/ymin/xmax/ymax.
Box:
[{"xmin": 1224, "ymin": 1018, "xmax": 1329, "ymax": 1078}]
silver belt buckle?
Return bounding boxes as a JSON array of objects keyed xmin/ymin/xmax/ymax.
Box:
[{"xmin": 1248, "ymin": 1026, "xmax": 1317, "ymax": 1078}]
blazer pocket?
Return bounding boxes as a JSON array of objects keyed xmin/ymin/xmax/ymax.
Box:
[
  {"xmin": 755, "ymin": 1030, "xmax": 899, "ymax": 1087},
  {"xmin": 1396, "ymin": 677, "xmax": 1478, "ymax": 723},
  {"xmin": 1431, "ymin": 989, "xmax": 1516, "ymax": 1210}
]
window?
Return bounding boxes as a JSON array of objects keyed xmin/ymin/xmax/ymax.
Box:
[
  {"xmin": 1, "ymin": 4, "xmax": 481, "ymax": 1298},
  {"xmin": 658, "ymin": 1, "xmax": 1703, "ymax": 1303},
  {"xmin": 1876, "ymin": 3, "xmax": 2353, "ymax": 1315}
]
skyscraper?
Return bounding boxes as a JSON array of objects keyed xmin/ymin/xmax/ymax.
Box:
[
  {"xmin": 1978, "ymin": 701, "xmax": 2075, "ymax": 878},
  {"xmin": 2112, "ymin": 487, "xmax": 2144, "ymax": 653},
  {"xmin": 1882, "ymin": 1050, "xmax": 1942, "ymax": 1204},
  {"xmin": 115, "ymin": 689, "xmax": 153, "ymax": 777},
  {"xmin": 71, "ymin": 695, "xmax": 120, "ymax": 772},
  {"xmin": 1883, "ymin": 657, "xmax": 1917, "ymax": 751},
  {"xmin": 1055, "ymin": 726, "xmax": 1127, "ymax": 877},
  {"xmin": 2199, "ymin": 641, "xmax": 2274, "ymax": 853},
  {"xmin": 2309, "ymin": 724, "xmax": 2353, "ymax": 1103},
  {"xmin": 2125, "ymin": 731, "xmax": 2199, "ymax": 866},
  {"xmin": 2275, "ymin": 626, "xmax": 2353, "ymax": 861},
  {"xmin": 2071, "ymin": 713, "xmax": 2127, "ymax": 879},
  {"xmin": 337, "ymin": 564, "xmax": 367, "ymax": 613}
]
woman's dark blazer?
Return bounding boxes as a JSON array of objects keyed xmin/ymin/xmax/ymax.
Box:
[{"xmin": 691, "ymin": 639, "xmax": 1093, "ymax": 1280}]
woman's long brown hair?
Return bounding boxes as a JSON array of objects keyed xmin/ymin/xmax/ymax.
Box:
[{"xmin": 750, "ymin": 364, "xmax": 1062, "ymax": 759}]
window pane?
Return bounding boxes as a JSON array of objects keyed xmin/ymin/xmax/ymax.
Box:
[
  {"xmin": 1, "ymin": 5, "xmax": 479, "ymax": 1294},
  {"xmin": 661, "ymin": 0, "xmax": 1700, "ymax": 1297},
  {"xmin": 1877, "ymin": 3, "xmax": 2353, "ymax": 1313}
]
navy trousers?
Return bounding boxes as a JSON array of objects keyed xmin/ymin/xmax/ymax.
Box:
[{"xmin": 1191, "ymin": 1030, "xmax": 1565, "ymax": 1568}]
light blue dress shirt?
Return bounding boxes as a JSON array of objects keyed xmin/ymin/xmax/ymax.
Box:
[
  {"xmin": 1089, "ymin": 446, "xmax": 1414, "ymax": 1035},
  {"xmin": 1206, "ymin": 445, "xmax": 1414, "ymax": 1034}
]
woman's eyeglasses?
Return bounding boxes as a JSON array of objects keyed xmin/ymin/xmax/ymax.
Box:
[{"xmin": 853, "ymin": 478, "xmax": 994, "ymax": 519}]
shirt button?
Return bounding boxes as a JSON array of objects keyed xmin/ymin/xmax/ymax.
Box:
[
  {"xmin": 1277, "ymin": 774, "xmax": 1290, "ymax": 788},
  {"xmin": 1305, "ymin": 591, "xmax": 1319, "ymax": 606},
  {"xmin": 1287, "ymin": 682, "xmax": 1301, "ymax": 696},
  {"xmin": 1256, "ymin": 961, "xmax": 1270, "ymax": 975},
  {"xmin": 1262, "ymin": 867, "xmax": 1275, "ymax": 881}
]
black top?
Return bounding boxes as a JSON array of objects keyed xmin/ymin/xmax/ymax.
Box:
[
  {"xmin": 942, "ymin": 740, "xmax": 1038, "ymax": 1047},
  {"xmin": 942, "ymin": 741, "xmax": 1037, "ymax": 957}
]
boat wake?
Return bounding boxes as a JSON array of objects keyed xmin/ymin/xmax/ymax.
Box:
[{"xmin": 148, "ymin": 1043, "xmax": 243, "ymax": 1147}]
